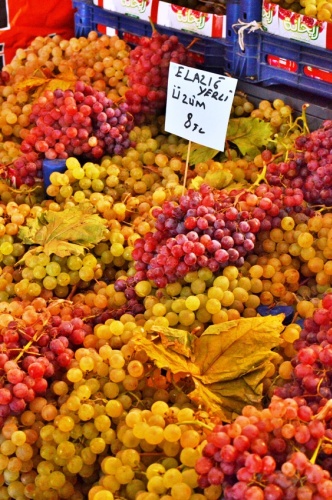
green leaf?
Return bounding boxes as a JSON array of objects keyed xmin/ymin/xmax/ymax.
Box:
[
  {"xmin": 135, "ymin": 315, "xmax": 284, "ymax": 421},
  {"xmin": 203, "ymin": 170, "xmax": 233, "ymax": 189},
  {"xmin": 18, "ymin": 204, "xmax": 107, "ymax": 259},
  {"xmin": 19, "ymin": 217, "xmax": 41, "ymax": 244},
  {"xmin": 227, "ymin": 117, "xmax": 273, "ymax": 157},
  {"xmin": 181, "ymin": 144, "xmax": 219, "ymax": 165}
]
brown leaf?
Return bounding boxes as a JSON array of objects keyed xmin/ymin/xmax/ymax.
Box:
[
  {"xmin": 194, "ymin": 315, "xmax": 284, "ymax": 384},
  {"xmin": 14, "ymin": 77, "xmax": 50, "ymax": 92},
  {"xmin": 152, "ymin": 325, "xmax": 196, "ymax": 358},
  {"xmin": 189, "ymin": 362, "xmax": 271, "ymax": 421},
  {"xmin": 134, "ymin": 335, "xmax": 200, "ymax": 377},
  {"xmin": 135, "ymin": 315, "xmax": 284, "ymax": 421}
]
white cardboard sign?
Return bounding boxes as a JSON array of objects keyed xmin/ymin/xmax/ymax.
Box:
[{"xmin": 165, "ymin": 63, "xmax": 238, "ymax": 151}]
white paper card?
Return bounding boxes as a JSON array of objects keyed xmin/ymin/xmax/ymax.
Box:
[{"xmin": 165, "ymin": 63, "xmax": 238, "ymax": 151}]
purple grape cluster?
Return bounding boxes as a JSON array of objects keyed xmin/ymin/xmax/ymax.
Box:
[
  {"xmin": 7, "ymin": 153, "xmax": 43, "ymax": 187},
  {"xmin": 196, "ymin": 398, "xmax": 332, "ymax": 500},
  {"xmin": 19, "ymin": 81, "xmax": 134, "ymax": 165},
  {"xmin": 132, "ymin": 184, "xmax": 297, "ymax": 287},
  {"xmin": 0, "ymin": 313, "xmax": 88, "ymax": 420},
  {"xmin": 267, "ymin": 120, "xmax": 332, "ymax": 206},
  {"xmin": 275, "ymin": 294, "xmax": 332, "ymax": 410},
  {"xmin": 125, "ymin": 31, "xmax": 195, "ymax": 123}
]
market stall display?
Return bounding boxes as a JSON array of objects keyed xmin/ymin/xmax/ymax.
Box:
[{"xmin": 0, "ymin": 1, "xmax": 331, "ymax": 498}]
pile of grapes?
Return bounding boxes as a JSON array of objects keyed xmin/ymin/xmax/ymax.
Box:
[{"xmin": 0, "ymin": 26, "xmax": 330, "ymax": 500}]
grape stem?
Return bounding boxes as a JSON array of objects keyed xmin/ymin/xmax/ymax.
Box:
[
  {"xmin": 175, "ymin": 420, "xmax": 213, "ymax": 431},
  {"xmin": 249, "ymin": 163, "xmax": 268, "ymax": 191},
  {"xmin": 127, "ymin": 391, "xmax": 143, "ymax": 404},
  {"xmin": 313, "ymin": 399, "xmax": 332, "ymax": 421},
  {"xmin": 310, "ymin": 438, "xmax": 323, "ymax": 464},
  {"xmin": 186, "ymin": 38, "xmax": 199, "ymax": 50},
  {"xmin": 149, "ymin": 17, "xmax": 157, "ymax": 34},
  {"xmin": 67, "ymin": 284, "xmax": 78, "ymax": 301},
  {"xmin": 14, "ymin": 314, "xmax": 50, "ymax": 365},
  {"xmin": 225, "ymin": 140, "xmax": 232, "ymax": 161},
  {"xmin": 298, "ymin": 103, "xmax": 310, "ymax": 136}
]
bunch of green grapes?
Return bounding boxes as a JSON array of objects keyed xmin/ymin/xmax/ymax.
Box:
[
  {"xmin": 14, "ymin": 251, "xmax": 105, "ymax": 300},
  {"xmin": 0, "ymin": 141, "xmax": 22, "ymax": 166},
  {"xmin": 0, "ymin": 318, "xmax": 217, "ymax": 500}
]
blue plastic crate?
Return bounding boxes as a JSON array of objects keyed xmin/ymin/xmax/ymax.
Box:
[
  {"xmin": 226, "ymin": 0, "xmax": 332, "ymax": 98},
  {"xmin": 227, "ymin": 0, "xmax": 263, "ymax": 78},
  {"xmin": 240, "ymin": 0, "xmax": 262, "ymax": 22},
  {"xmin": 255, "ymin": 32, "xmax": 332, "ymax": 97}
]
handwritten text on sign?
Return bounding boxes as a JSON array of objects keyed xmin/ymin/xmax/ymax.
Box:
[{"xmin": 165, "ymin": 63, "xmax": 238, "ymax": 151}]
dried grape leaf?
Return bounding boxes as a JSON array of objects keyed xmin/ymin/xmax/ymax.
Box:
[
  {"xmin": 152, "ymin": 325, "xmax": 196, "ymax": 358},
  {"xmin": 19, "ymin": 204, "xmax": 107, "ymax": 259},
  {"xmin": 189, "ymin": 363, "xmax": 271, "ymax": 420},
  {"xmin": 14, "ymin": 77, "xmax": 50, "ymax": 92},
  {"xmin": 227, "ymin": 117, "xmax": 273, "ymax": 157},
  {"xmin": 134, "ymin": 334, "xmax": 200, "ymax": 376},
  {"xmin": 14, "ymin": 70, "xmax": 77, "ymax": 95},
  {"xmin": 194, "ymin": 315, "xmax": 283, "ymax": 384},
  {"xmin": 45, "ymin": 78, "xmax": 76, "ymax": 91},
  {"xmin": 135, "ymin": 315, "xmax": 284, "ymax": 420}
]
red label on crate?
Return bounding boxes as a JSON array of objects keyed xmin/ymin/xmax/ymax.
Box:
[
  {"xmin": 304, "ymin": 66, "xmax": 332, "ymax": 84},
  {"xmin": 267, "ymin": 55, "xmax": 298, "ymax": 72}
]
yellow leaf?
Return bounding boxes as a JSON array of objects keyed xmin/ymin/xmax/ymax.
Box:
[
  {"xmin": 190, "ymin": 362, "xmax": 272, "ymax": 421},
  {"xmin": 45, "ymin": 79, "xmax": 76, "ymax": 92},
  {"xmin": 18, "ymin": 204, "xmax": 107, "ymax": 259},
  {"xmin": 14, "ymin": 77, "xmax": 50, "ymax": 91},
  {"xmin": 189, "ymin": 176, "xmax": 204, "ymax": 191},
  {"xmin": 152, "ymin": 325, "xmax": 196, "ymax": 358},
  {"xmin": 181, "ymin": 144, "xmax": 219, "ymax": 165},
  {"xmin": 203, "ymin": 170, "xmax": 233, "ymax": 189},
  {"xmin": 136, "ymin": 315, "xmax": 284, "ymax": 421},
  {"xmin": 134, "ymin": 335, "xmax": 200, "ymax": 377},
  {"xmin": 194, "ymin": 315, "xmax": 284, "ymax": 384}
]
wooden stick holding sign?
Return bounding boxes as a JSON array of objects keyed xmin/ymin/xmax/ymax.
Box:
[{"xmin": 183, "ymin": 140, "xmax": 192, "ymax": 194}]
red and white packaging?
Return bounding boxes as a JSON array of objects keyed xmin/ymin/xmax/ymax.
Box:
[
  {"xmin": 262, "ymin": 1, "xmax": 279, "ymax": 36},
  {"xmin": 93, "ymin": 0, "xmax": 158, "ymax": 22},
  {"xmin": 262, "ymin": 1, "xmax": 332, "ymax": 50},
  {"xmin": 157, "ymin": 2, "xmax": 226, "ymax": 38}
]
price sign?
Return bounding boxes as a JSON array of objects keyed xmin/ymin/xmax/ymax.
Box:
[{"xmin": 165, "ymin": 63, "xmax": 238, "ymax": 151}]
